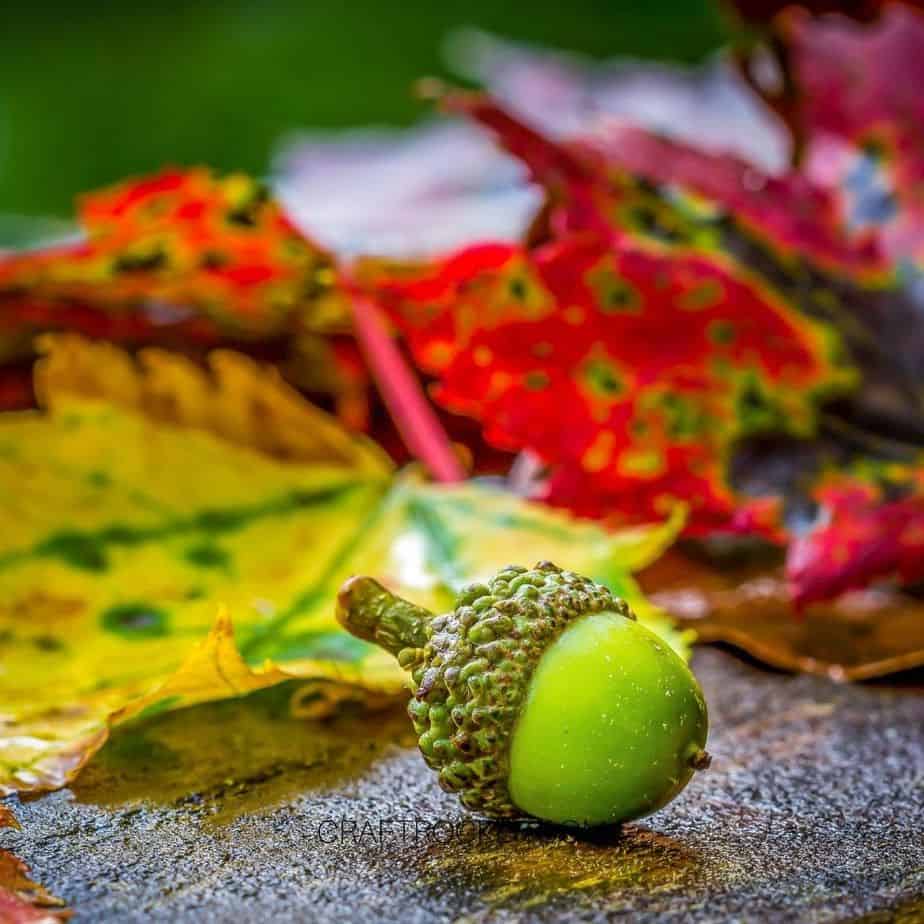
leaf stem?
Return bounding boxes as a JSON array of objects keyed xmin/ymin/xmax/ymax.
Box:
[{"xmin": 347, "ymin": 288, "xmax": 465, "ymax": 484}]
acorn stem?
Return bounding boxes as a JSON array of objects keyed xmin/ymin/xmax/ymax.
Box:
[{"xmin": 336, "ymin": 576, "xmax": 434, "ymax": 657}]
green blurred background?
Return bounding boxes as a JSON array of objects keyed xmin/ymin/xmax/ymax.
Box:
[{"xmin": 0, "ymin": 0, "xmax": 726, "ymax": 217}]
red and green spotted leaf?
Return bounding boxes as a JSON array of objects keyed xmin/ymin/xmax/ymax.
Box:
[
  {"xmin": 0, "ymin": 168, "xmax": 368, "ymax": 416},
  {"xmin": 0, "ymin": 168, "xmax": 343, "ymax": 336},
  {"xmin": 542, "ymin": 115, "xmax": 924, "ymax": 447},
  {"xmin": 371, "ymin": 93, "xmax": 855, "ymax": 536},
  {"xmin": 436, "ymin": 87, "xmax": 886, "ymax": 274},
  {"xmin": 439, "ymin": 89, "xmax": 924, "ymax": 440},
  {"xmin": 441, "ymin": 88, "xmax": 923, "ymax": 436},
  {"xmin": 371, "ymin": 85, "xmax": 924, "ymax": 600},
  {"xmin": 573, "ymin": 122, "xmax": 886, "ymax": 277}
]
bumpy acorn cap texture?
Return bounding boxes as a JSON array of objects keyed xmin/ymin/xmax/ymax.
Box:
[{"xmin": 337, "ymin": 561, "xmax": 633, "ymax": 818}]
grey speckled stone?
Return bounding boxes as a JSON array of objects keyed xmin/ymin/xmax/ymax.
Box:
[{"xmin": 2, "ymin": 648, "xmax": 923, "ymax": 923}]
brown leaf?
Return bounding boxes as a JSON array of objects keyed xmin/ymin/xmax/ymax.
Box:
[
  {"xmin": 0, "ymin": 805, "xmax": 20, "ymax": 829},
  {"xmin": 640, "ymin": 551, "xmax": 924, "ymax": 681}
]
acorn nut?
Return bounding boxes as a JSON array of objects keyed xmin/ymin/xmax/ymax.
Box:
[{"xmin": 336, "ymin": 562, "xmax": 709, "ymax": 827}]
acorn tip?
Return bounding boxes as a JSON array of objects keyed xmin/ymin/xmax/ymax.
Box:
[{"xmin": 690, "ymin": 749, "xmax": 712, "ymax": 771}]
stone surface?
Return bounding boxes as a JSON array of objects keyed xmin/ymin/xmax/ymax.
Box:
[{"xmin": 2, "ymin": 648, "xmax": 923, "ymax": 922}]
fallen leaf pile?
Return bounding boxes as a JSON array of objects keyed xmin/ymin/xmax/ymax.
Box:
[
  {"xmin": 0, "ymin": 4, "xmax": 922, "ymax": 812},
  {"xmin": 370, "ymin": 5, "xmax": 924, "ymax": 605},
  {"xmin": 3, "ymin": 7, "xmax": 923, "ymax": 608}
]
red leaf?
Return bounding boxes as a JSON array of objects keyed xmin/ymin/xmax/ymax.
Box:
[
  {"xmin": 579, "ymin": 123, "xmax": 886, "ymax": 275},
  {"xmin": 380, "ymin": 89, "xmax": 924, "ymax": 608},
  {"xmin": 783, "ymin": 5, "xmax": 924, "ymax": 266},
  {"xmin": 788, "ymin": 478, "xmax": 924, "ymax": 606},
  {"xmin": 0, "ymin": 167, "xmax": 341, "ymax": 337},
  {"xmin": 440, "ymin": 88, "xmax": 886, "ymax": 274},
  {"xmin": 372, "ymin": 218, "xmax": 847, "ymax": 533},
  {"xmin": 0, "ymin": 851, "xmax": 70, "ymax": 923}
]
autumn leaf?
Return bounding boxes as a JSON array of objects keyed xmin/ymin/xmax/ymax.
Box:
[
  {"xmin": 749, "ymin": 4, "xmax": 924, "ymax": 271},
  {"xmin": 0, "ymin": 850, "xmax": 70, "ymax": 923},
  {"xmin": 671, "ymin": 5, "xmax": 924, "ymax": 602},
  {"xmin": 0, "ymin": 336, "xmax": 683, "ymax": 795},
  {"xmin": 641, "ymin": 549, "xmax": 924, "ymax": 680},
  {"xmin": 366, "ymin": 77, "xmax": 924, "ymax": 603},
  {"xmin": 0, "ymin": 168, "xmax": 343, "ymax": 335},
  {"xmin": 0, "ymin": 169, "xmax": 366, "ymax": 422},
  {"xmin": 367, "ymin": 113, "xmax": 855, "ymax": 536},
  {"xmin": 785, "ymin": 474, "xmax": 924, "ymax": 607}
]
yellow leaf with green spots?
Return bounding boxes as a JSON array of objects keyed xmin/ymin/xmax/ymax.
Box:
[
  {"xmin": 0, "ymin": 336, "xmax": 684, "ymax": 795},
  {"xmin": 347, "ymin": 474, "xmax": 690, "ymax": 655}
]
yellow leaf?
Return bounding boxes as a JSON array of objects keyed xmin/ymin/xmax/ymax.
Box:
[
  {"xmin": 0, "ymin": 336, "xmax": 684, "ymax": 795},
  {"xmin": 344, "ymin": 472, "xmax": 691, "ymax": 657},
  {"xmin": 34, "ymin": 333, "xmax": 392, "ymax": 476}
]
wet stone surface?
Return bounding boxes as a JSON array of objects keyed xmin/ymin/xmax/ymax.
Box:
[{"xmin": 2, "ymin": 648, "xmax": 923, "ymax": 922}]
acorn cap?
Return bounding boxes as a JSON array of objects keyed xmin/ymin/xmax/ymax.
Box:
[{"xmin": 337, "ymin": 561, "xmax": 633, "ymax": 818}]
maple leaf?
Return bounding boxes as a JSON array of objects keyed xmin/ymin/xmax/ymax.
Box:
[
  {"xmin": 0, "ymin": 335, "xmax": 683, "ymax": 795},
  {"xmin": 370, "ymin": 91, "xmax": 856, "ymax": 532},
  {"xmin": 782, "ymin": 4, "xmax": 924, "ymax": 269},
  {"xmin": 371, "ymin": 75, "xmax": 924, "ymax": 601},
  {"xmin": 0, "ymin": 168, "xmax": 363, "ymax": 421}
]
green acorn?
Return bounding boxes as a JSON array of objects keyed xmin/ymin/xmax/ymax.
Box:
[{"xmin": 336, "ymin": 561, "xmax": 709, "ymax": 827}]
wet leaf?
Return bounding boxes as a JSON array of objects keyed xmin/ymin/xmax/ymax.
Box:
[
  {"xmin": 0, "ymin": 850, "xmax": 70, "ymax": 923},
  {"xmin": 0, "ymin": 336, "xmax": 682, "ymax": 795},
  {"xmin": 641, "ymin": 550, "xmax": 924, "ymax": 680},
  {"xmin": 0, "ymin": 335, "xmax": 395, "ymax": 793}
]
